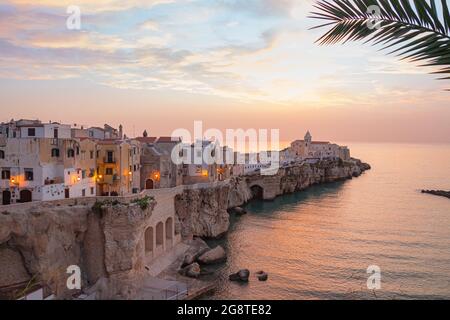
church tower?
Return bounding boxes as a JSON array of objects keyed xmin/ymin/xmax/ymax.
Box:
[{"xmin": 304, "ymin": 131, "xmax": 312, "ymax": 144}]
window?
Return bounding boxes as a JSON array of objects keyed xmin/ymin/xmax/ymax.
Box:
[
  {"xmin": 67, "ymin": 149, "xmax": 75, "ymax": 158},
  {"xmin": 90, "ymin": 187, "xmax": 95, "ymax": 195},
  {"xmin": 89, "ymin": 169, "xmax": 95, "ymax": 177},
  {"xmin": 53, "ymin": 128, "xmax": 58, "ymax": 139},
  {"xmin": 82, "ymin": 189, "xmax": 86, "ymax": 197},
  {"xmin": 107, "ymin": 151, "xmax": 114, "ymax": 163},
  {"xmin": 105, "ymin": 168, "xmax": 113, "ymax": 176},
  {"xmin": 96, "ymin": 150, "xmax": 100, "ymax": 158},
  {"xmin": 134, "ymin": 165, "xmax": 137, "ymax": 172},
  {"xmin": 76, "ymin": 147, "xmax": 80, "ymax": 155},
  {"xmin": 82, "ymin": 170, "xmax": 86, "ymax": 179},
  {"xmin": 24, "ymin": 169, "xmax": 33, "ymax": 181},
  {"xmin": 1, "ymin": 169, "xmax": 11, "ymax": 180},
  {"xmin": 0, "ymin": 150, "xmax": 4, "ymax": 159},
  {"xmin": 90, "ymin": 151, "xmax": 94, "ymax": 159},
  {"xmin": 51, "ymin": 148, "xmax": 60, "ymax": 157},
  {"xmin": 28, "ymin": 128, "xmax": 36, "ymax": 137},
  {"xmin": 89, "ymin": 131, "xmax": 94, "ymax": 137}
]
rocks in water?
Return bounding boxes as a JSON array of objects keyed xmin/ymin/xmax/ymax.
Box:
[
  {"xmin": 179, "ymin": 263, "xmax": 201, "ymax": 278},
  {"xmin": 421, "ymin": 190, "xmax": 450, "ymax": 199},
  {"xmin": 229, "ymin": 269, "xmax": 250, "ymax": 282},
  {"xmin": 255, "ymin": 271, "xmax": 268, "ymax": 281},
  {"xmin": 181, "ymin": 253, "xmax": 197, "ymax": 268},
  {"xmin": 197, "ymin": 246, "xmax": 227, "ymax": 265},
  {"xmin": 232, "ymin": 207, "xmax": 247, "ymax": 216}
]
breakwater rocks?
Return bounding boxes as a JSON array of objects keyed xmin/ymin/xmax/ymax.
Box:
[{"xmin": 421, "ymin": 190, "xmax": 450, "ymax": 199}]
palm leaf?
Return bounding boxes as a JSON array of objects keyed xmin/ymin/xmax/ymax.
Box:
[{"xmin": 310, "ymin": 0, "xmax": 450, "ymax": 89}]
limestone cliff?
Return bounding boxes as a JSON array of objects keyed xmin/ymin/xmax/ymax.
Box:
[
  {"xmin": 0, "ymin": 197, "xmax": 155, "ymax": 300},
  {"xmin": 174, "ymin": 186, "xmax": 231, "ymax": 240},
  {"xmin": 174, "ymin": 158, "xmax": 370, "ymax": 239}
]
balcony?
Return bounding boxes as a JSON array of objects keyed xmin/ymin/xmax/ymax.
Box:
[
  {"xmin": 103, "ymin": 157, "xmax": 116, "ymax": 164},
  {"xmin": 44, "ymin": 177, "xmax": 64, "ymax": 185}
]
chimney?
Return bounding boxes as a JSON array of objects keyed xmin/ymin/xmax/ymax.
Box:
[{"xmin": 119, "ymin": 124, "xmax": 123, "ymax": 139}]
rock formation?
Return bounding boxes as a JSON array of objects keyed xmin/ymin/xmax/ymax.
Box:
[
  {"xmin": 421, "ymin": 190, "xmax": 450, "ymax": 199},
  {"xmin": 174, "ymin": 186, "xmax": 231, "ymax": 240},
  {"xmin": 0, "ymin": 198, "xmax": 156, "ymax": 300},
  {"xmin": 174, "ymin": 158, "xmax": 370, "ymax": 239},
  {"xmin": 197, "ymin": 246, "xmax": 227, "ymax": 265}
]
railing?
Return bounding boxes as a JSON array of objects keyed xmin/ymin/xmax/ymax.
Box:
[{"xmin": 103, "ymin": 157, "xmax": 116, "ymax": 164}]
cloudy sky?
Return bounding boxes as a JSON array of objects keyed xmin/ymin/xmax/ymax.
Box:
[{"xmin": 0, "ymin": 0, "xmax": 449, "ymax": 143}]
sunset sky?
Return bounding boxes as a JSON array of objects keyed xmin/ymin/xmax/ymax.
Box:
[{"xmin": 0, "ymin": 0, "xmax": 449, "ymax": 143}]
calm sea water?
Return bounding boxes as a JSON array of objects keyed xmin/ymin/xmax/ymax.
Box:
[{"xmin": 206, "ymin": 143, "xmax": 450, "ymax": 300}]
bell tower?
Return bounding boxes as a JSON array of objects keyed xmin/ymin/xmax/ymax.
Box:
[{"xmin": 304, "ymin": 131, "xmax": 312, "ymax": 144}]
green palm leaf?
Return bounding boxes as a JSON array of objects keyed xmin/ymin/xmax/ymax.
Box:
[{"xmin": 310, "ymin": 0, "xmax": 450, "ymax": 89}]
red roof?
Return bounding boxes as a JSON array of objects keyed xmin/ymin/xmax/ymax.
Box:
[
  {"xmin": 156, "ymin": 136, "xmax": 181, "ymax": 143},
  {"xmin": 135, "ymin": 137, "xmax": 157, "ymax": 144}
]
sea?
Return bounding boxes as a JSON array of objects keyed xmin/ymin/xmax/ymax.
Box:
[{"xmin": 206, "ymin": 143, "xmax": 450, "ymax": 300}]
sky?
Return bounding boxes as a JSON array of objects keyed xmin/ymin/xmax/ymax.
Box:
[{"xmin": 0, "ymin": 0, "xmax": 449, "ymax": 143}]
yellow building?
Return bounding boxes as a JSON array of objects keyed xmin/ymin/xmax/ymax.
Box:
[{"xmin": 96, "ymin": 140, "xmax": 140, "ymax": 196}]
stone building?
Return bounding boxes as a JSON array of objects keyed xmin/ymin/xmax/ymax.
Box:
[
  {"xmin": 181, "ymin": 140, "xmax": 219, "ymax": 185},
  {"xmin": 137, "ymin": 136, "xmax": 183, "ymax": 190},
  {"xmin": 95, "ymin": 139, "xmax": 140, "ymax": 196},
  {"xmin": 288, "ymin": 131, "xmax": 351, "ymax": 162}
]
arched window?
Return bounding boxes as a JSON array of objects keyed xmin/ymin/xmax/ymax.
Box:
[
  {"xmin": 144, "ymin": 227, "xmax": 153, "ymax": 253},
  {"xmin": 51, "ymin": 148, "xmax": 60, "ymax": 158},
  {"xmin": 156, "ymin": 222, "xmax": 164, "ymax": 247},
  {"xmin": 0, "ymin": 150, "xmax": 4, "ymax": 159},
  {"xmin": 165, "ymin": 218, "xmax": 174, "ymax": 249},
  {"xmin": 67, "ymin": 149, "xmax": 75, "ymax": 158}
]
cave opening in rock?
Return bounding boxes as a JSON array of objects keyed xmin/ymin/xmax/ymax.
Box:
[{"xmin": 250, "ymin": 185, "xmax": 264, "ymax": 200}]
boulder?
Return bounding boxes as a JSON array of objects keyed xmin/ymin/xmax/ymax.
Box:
[
  {"xmin": 179, "ymin": 263, "xmax": 201, "ymax": 278},
  {"xmin": 233, "ymin": 207, "xmax": 247, "ymax": 216},
  {"xmin": 181, "ymin": 253, "xmax": 196, "ymax": 268},
  {"xmin": 229, "ymin": 269, "xmax": 250, "ymax": 282},
  {"xmin": 197, "ymin": 246, "xmax": 227, "ymax": 265},
  {"xmin": 255, "ymin": 271, "xmax": 268, "ymax": 281}
]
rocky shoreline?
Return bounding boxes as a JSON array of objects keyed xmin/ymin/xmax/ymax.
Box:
[
  {"xmin": 0, "ymin": 157, "xmax": 370, "ymax": 300},
  {"xmin": 173, "ymin": 158, "xmax": 371, "ymax": 299},
  {"xmin": 175, "ymin": 158, "xmax": 372, "ymax": 240}
]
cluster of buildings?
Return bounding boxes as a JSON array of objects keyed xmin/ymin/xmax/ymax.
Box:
[
  {"xmin": 0, "ymin": 119, "xmax": 350, "ymax": 205},
  {"xmin": 280, "ymin": 131, "xmax": 350, "ymax": 166}
]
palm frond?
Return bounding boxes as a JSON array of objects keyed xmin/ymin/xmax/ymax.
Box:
[{"xmin": 310, "ymin": 0, "xmax": 450, "ymax": 89}]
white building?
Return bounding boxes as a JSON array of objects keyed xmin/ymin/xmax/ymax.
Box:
[{"xmin": 0, "ymin": 120, "xmax": 98, "ymax": 205}]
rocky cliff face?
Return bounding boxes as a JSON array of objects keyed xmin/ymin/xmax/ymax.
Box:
[
  {"xmin": 174, "ymin": 186, "xmax": 231, "ymax": 240},
  {"xmin": 175, "ymin": 159, "xmax": 370, "ymax": 238},
  {"xmin": 0, "ymin": 199, "xmax": 155, "ymax": 300}
]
